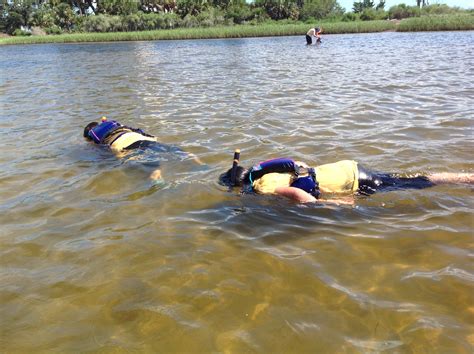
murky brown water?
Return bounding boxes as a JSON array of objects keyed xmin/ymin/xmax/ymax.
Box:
[{"xmin": 1, "ymin": 32, "xmax": 473, "ymax": 352}]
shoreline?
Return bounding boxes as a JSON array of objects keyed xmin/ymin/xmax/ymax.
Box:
[{"xmin": 1, "ymin": 16, "xmax": 472, "ymax": 46}]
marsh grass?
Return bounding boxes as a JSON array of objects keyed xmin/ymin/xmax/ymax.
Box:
[
  {"xmin": 397, "ymin": 14, "xmax": 474, "ymax": 32},
  {"xmin": 0, "ymin": 16, "xmax": 471, "ymax": 45}
]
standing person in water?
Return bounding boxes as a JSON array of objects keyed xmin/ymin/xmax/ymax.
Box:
[
  {"xmin": 219, "ymin": 151, "xmax": 474, "ymax": 204},
  {"xmin": 306, "ymin": 26, "xmax": 322, "ymax": 45},
  {"xmin": 83, "ymin": 116, "xmax": 203, "ymax": 181}
]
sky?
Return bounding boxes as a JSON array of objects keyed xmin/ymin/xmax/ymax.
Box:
[{"xmin": 336, "ymin": 0, "xmax": 474, "ymax": 12}]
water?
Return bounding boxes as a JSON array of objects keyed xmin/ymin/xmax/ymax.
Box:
[{"xmin": 1, "ymin": 32, "xmax": 473, "ymax": 352}]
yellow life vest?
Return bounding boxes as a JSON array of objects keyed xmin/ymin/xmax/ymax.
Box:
[
  {"xmin": 315, "ymin": 160, "xmax": 359, "ymax": 193},
  {"xmin": 252, "ymin": 160, "xmax": 359, "ymax": 195},
  {"xmin": 110, "ymin": 132, "xmax": 156, "ymax": 151},
  {"xmin": 252, "ymin": 172, "xmax": 295, "ymax": 194}
]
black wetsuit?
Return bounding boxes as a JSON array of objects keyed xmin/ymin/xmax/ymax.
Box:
[{"xmin": 357, "ymin": 165, "xmax": 435, "ymax": 195}]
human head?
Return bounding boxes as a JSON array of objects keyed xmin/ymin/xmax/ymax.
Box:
[
  {"xmin": 83, "ymin": 122, "xmax": 98, "ymax": 140},
  {"xmin": 219, "ymin": 165, "xmax": 249, "ymax": 187}
]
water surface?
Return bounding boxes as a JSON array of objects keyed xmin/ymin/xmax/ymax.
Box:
[{"xmin": 1, "ymin": 32, "xmax": 473, "ymax": 352}]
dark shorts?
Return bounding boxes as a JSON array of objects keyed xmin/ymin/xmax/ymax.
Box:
[
  {"xmin": 306, "ymin": 35, "xmax": 312, "ymax": 45},
  {"xmin": 124, "ymin": 140, "xmax": 157, "ymax": 150},
  {"xmin": 358, "ymin": 165, "xmax": 435, "ymax": 195},
  {"xmin": 121, "ymin": 140, "xmax": 189, "ymax": 168}
]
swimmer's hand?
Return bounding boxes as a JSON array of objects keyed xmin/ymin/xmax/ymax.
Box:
[
  {"xmin": 294, "ymin": 161, "xmax": 309, "ymax": 168},
  {"xmin": 321, "ymin": 196, "xmax": 355, "ymax": 206}
]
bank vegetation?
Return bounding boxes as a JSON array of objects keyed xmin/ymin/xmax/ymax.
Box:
[{"xmin": 0, "ymin": 0, "xmax": 472, "ymax": 45}]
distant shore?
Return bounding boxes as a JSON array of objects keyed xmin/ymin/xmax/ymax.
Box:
[{"xmin": 1, "ymin": 15, "xmax": 472, "ymax": 46}]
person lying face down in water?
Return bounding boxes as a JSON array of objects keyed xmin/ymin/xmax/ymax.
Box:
[
  {"xmin": 219, "ymin": 150, "xmax": 474, "ymax": 204},
  {"xmin": 84, "ymin": 116, "xmax": 202, "ymax": 181}
]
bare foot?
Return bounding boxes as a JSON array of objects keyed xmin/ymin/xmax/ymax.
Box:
[{"xmin": 150, "ymin": 169, "xmax": 162, "ymax": 181}]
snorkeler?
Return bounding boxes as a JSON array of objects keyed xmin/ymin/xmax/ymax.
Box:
[
  {"xmin": 83, "ymin": 117, "xmax": 202, "ymax": 181},
  {"xmin": 306, "ymin": 26, "xmax": 322, "ymax": 45},
  {"xmin": 220, "ymin": 150, "xmax": 474, "ymax": 204},
  {"xmin": 83, "ymin": 117, "xmax": 157, "ymax": 152}
]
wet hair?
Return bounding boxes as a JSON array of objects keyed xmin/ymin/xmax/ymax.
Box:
[
  {"xmin": 219, "ymin": 166, "xmax": 249, "ymax": 187},
  {"xmin": 83, "ymin": 122, "xmax": 98, "ymax": 139}
]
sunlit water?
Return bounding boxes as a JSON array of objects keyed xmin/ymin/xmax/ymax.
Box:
[{"xmin": 1, "ymin": 32, "xmax": 473, "ymax": 352}]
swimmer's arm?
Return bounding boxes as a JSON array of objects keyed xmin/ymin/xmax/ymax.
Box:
[
  {"xmin": 275, "ymin": 186, "xmax": 355, "ymax": 205},
  {"xmin": 274, "ymin": 186, "xmax": 317, "ymax": 203}
]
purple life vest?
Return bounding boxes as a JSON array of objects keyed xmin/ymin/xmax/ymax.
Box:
[{"xmin": 88, "ymin": 120, "xmax": 121, "ymax": 144}]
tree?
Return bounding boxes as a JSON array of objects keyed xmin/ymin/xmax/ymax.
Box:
[
  {"xmin": 176, "ymin": 0, "xmax": 208, "ymax": 17},
  {"xmin": 98, "ymin": 0, "xmax": 139, "ymax": 15},
  {"xmin": 418, "ymin": 0, "xmax": 428, "ymax": 7},
  {"xmin": 254, "ymin": 0, "xmax": 300, "ymax": 20},
  {"xmin": 300, "ymin": 0, "xmax": 344, "ymax": 20},
  {"xmin": 353, "ymin": 0, "xmax": 385, "ymax": 13},
  {"xmin": 139, "ymin": 0, "xmax": 177, "ymax": 13},
  {"xmin": 69, "ymin": 0, "xmax": 97, "ymax": 15},
  {"xmin": 9, "ymin": 0, "xmax": 36, "ymax": 26}
]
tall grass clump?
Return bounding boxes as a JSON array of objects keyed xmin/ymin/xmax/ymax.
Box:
[
  {"xmin": 0, "ymin": 21, "xmax": 401, "ymax": 45},
  {"xmin": 398, "ymin": 14, "xmax": 474, "ymax": 31},
  {"xmin": 322, "ymin": 20, "xmax": 395, "ymax": 33}
]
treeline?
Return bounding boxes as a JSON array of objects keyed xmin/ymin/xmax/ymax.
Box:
[{"xmin": 1, "ymin": 0, "xmax": 471, "ymax": 35}]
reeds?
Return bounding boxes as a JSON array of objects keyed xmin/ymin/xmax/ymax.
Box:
[
  {"xmin": 397, "ymin": 14, "xmax": 474, "ymax": 32},
  {"xmin": 0, "ymin": 16, "xmax": 471, "ymax": 46}
]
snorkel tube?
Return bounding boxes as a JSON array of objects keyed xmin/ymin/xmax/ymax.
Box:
[{"xmin": 230, "ymin": 149, "xmax": 241, "ymax": 186}]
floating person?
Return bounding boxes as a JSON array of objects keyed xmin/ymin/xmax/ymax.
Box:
[
  {"xmin": 219, "ymin": 150, "xmax": 474, "ymax": 204},
  {"xmin": 306, "ymin": 26, "xmax": 322, "ymax": 45},
  {"xmin": 83, "ymin": 116, "xmax": 203, "ymax": 181}
]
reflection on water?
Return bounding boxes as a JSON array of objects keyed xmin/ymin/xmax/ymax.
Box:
[{"xmin": 1, "ymin": 32, "xmax": 473, "ymax": 352}]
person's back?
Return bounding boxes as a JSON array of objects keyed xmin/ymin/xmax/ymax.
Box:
[{"xmin": 83, "ymin": 117, "xmax": 157, "ymax": 151}]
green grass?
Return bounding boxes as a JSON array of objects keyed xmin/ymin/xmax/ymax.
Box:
[
  {"xmin": 0, "ymin": 16, "xmax": 471, "ymax": 46},
  {"xmin": 0, "ymin": 21, "xmax": 396, "ymax": 45},
  {"xmin": 398, "ymin": 14, "xmax": 474, "ymax": 32}
]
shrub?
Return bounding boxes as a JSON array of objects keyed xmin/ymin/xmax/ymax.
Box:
[
  {"xmin": 196, "ymin": 7, "xmax": 226, "ymax": 27},
  {"xmin": 181, "ymin": 14, "xmax": 199, "ymax": 28},
  {"xmin": 388, "ymin": 4, "xmax": 420, "ymax": 20},
  {"xmin": 98, "ymin": 0, "xmax": 139, "ymax": 16},
  {"xmin": 81, "ymin": 14, "xmax": 114, "ymax": 32},
  {"xmin": 225, "ymin": 3, "xmax": 253, "ymax": 24},
  {"xmin": 421, "ymin": 4, "xmax": 457, "ymax": 15},
  {"xmin": 360, "ymin": 8, "xmax": 387, "ymax": 20},
  {"xmin": 45, "ymin": 25, "xmax": 62, "ymax": 34},
  {"xmin": 341, "ymin": 12, "xmax": 359, "ymax": 21},
  {"xmin": 12, "ymin": 28, "xmax": 31, "ymax": 36}
]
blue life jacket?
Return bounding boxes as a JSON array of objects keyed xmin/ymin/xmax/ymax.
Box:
[
  {"xmin": 88, "ymin": 120, "xmax": 121, "ymax": 144},
  {"xmin": 249, "ymin": 158, "xmax": 320, "ymax": 198},
  {"xmin": 291, "ymin": 174, "xmax": 320, "ymax": 198}
]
